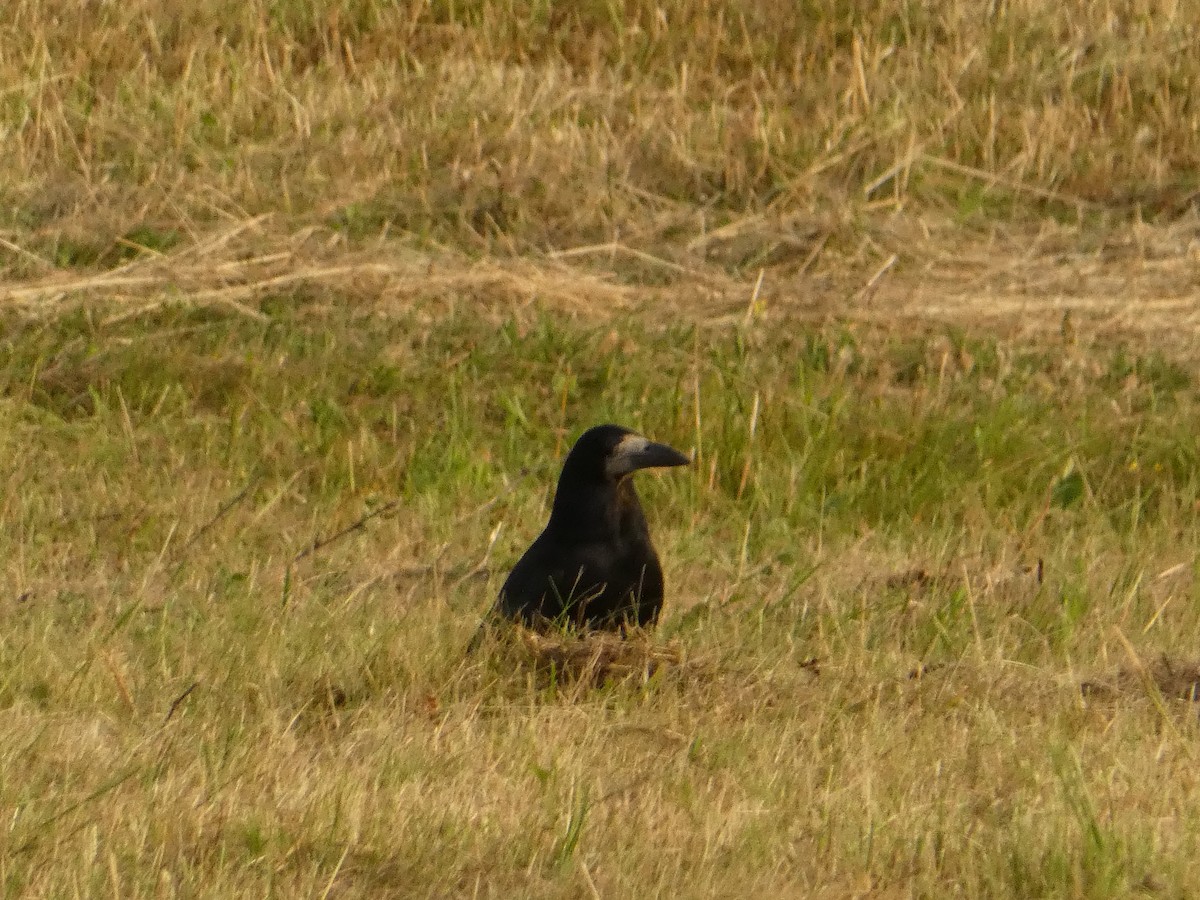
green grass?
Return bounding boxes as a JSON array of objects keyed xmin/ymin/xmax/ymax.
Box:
[{"xmin": 2, "ymin": 302, "xmax": 1200, "ymax": 896}]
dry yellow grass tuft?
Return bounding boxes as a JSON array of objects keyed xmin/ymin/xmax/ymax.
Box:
[{"xmin": 488, "ymin": 626, "xmax": 696, "ymax": 686}]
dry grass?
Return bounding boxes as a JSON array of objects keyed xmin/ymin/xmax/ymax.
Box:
[
  {"xmin": 4, "ymin": 2, "xmax": 1200, "ymax": 898},
  {"xmin": 5, "ymin": 0, "xmax": 1200, "ymax": 346},
  {"xmin": 487, "ymin": 627, "xmax": 697, "ymax": 686},
  {"xmin": 4, "ymin": 0, "xmax": 1200, "ymax": 267}
]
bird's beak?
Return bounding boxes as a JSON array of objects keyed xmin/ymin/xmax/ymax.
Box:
[{"xmin": 606, "ymin": 434, "xmax": 692, "ymax": 478}]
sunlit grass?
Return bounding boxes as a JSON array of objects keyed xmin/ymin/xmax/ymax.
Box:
[{"xmin": 2, "ymin": 0, "xmax": 1197, "ymax": 270}]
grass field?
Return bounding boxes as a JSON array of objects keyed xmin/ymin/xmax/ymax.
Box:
[{"xmin": 4, "ymin": 2, "xmax": 1200, "ymax": 897}]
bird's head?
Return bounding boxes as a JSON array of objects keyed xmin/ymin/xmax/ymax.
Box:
[{"xmin": 560, "ymin": 424, "xmax": 691, "ymax": 485}]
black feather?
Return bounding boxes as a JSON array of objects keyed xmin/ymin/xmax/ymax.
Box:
[{"xmin": 486, "ymin": 424, "xmax": 689, "ymax": 637}]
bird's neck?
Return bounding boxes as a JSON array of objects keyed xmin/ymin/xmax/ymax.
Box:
[{"xmin": 549, "ymin": 477, "xmax": 645, "ymax": 542}]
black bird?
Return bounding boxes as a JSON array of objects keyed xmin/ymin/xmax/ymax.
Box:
[{"xmin": 485, "ymin": 424, "xmax": 690, "ymax": 637}]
